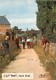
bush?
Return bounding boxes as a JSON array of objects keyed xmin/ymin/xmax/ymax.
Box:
[{"xmin": 0, "ymin": 40, "xmax": 21, "ymax": 73}]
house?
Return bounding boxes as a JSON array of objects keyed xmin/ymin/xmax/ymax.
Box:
[{"xmin": 0, "ymin": 16, "xmax": 11, "ymax": 34}]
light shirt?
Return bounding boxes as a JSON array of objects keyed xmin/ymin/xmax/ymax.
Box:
[
  {"xmin": 27, "ymin": 38, "xmax": 30, "ymax": 42},
  {"xmin": 22, "ymin": 38, "xmax": 25, "ymax": 42}
]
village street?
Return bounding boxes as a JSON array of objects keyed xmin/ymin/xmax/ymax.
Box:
[{"xmin": 2, "ymin": 46, "xmax": 49, "ymax": 80}]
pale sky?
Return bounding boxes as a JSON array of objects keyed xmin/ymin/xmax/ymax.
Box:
[{"xmin": 0, "ymin": 0, "xmax": 38, "ymax": 31}]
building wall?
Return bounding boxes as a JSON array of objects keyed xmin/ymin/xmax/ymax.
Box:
[{"xmin": 0, "ymin": 24, "xmax": 10, "ymax": 34}]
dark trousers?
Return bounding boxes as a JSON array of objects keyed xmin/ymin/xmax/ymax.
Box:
[
  {"xmin": 23, "ymin": 42, "xmax": 25, "ymax": 49},
  {"xmin": 27, "ymin": 42, "xmax": 30, "ymax": 48},
  {"xmin": 16, "ymin": 42, "xmax": 19, "ymax": 48}
]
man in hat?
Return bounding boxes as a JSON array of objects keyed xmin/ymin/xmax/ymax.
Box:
[{"xmin": 2, "ymin": 36, "xmax": 9, "ymax": 54}]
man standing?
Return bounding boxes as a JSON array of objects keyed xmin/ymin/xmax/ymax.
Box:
[
  {"xmin": 22, "ymin": 37, "xmax": 25, "ymax": 49},
  {"xmin": 15, "ymin": 35, "xmax": 20, "ymax": 49},
  {"xmin": 11, "ymin": 32, "xmax": 14, "ymax": 40},
  {"xmin": 26, "ymin": 37, "xmax": 30, "ymax": 48},
  {"xmin": 2, "ymin": 36, "xmax": 10, "ymax": 55}
]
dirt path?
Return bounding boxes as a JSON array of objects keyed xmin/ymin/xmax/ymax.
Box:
[{"xmin": 2, "ymin": 46, "xmax": 50, "ymax": 80}]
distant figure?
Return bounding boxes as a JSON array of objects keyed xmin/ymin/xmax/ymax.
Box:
[
  {"xmin": 33, "ymin": 37, "xmax": 37, "ymax": 45},
  {"xmin": 6, "ymin": 31, "xmax": 10, "ymax": 40},
  {"xmin": 22, "ymin": 37, "xmax": 25, "ymax": 49},
  {"xmin": 11, "ymin": 32, "xmax": 14, "ymax": 40},
  {"xmin": 2, "ymin": 36, "xmax": 9, "ymax": 53},
  {"xmin": 15, "ymin": 35, "xmax": 20, "ymax": 48},
  {"xmin": 6, "ymin": 31, "xmax": 9, "ymax": 36},
  {"xmin": 29, "ymin": 37, "xmax": 33, "ymax": 48},
  {"xmin": 42, "ymin": 37, "xmax": 49, "ymax": 45},
  {"xmin": 26, "ymin": 37, "xmax": 30, "ymax": 48},
  {"xmin": 42, "ymin": 36, "xmax": 49, "ymax": 52}
]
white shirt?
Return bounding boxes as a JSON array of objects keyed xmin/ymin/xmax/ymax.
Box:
[
  {"xmin": 27, "ymin": 38, "xmax": 30, "ymax": 42},
  {"xmin": 22, "ymin": 38, "xmax": 25, "ymax": 42}
]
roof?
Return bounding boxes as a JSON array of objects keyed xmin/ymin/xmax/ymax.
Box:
[{"xmin": 0, "ymin": 16, "xmax": 10, "ymax": 25}]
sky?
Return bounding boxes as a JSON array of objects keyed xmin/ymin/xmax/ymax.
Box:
[{"xmin": 0, "ymin": 0, "xmax": 38, "ymax": 31}]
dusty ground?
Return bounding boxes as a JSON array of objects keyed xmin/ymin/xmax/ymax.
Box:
[{"xmin": 1, "ymin": 46, "xmax": 50, "ymax": 80}]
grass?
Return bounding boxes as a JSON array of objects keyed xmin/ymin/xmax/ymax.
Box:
[
  {"xmin": 0, "ymin": 35, "xmax": 5, "ymax": 42},
  {"xmin": 0, "ymin": 40, "xmax": 21, "ymax": 77},
  {"xmin": 34, "ymin": 44, "xmax": 56, "ymax": 80},
  {"xmin": 0, "ymin": 35, "xmax": 21, "ymax": 80},
  {"xmin": 0, "ymin": 48, "xmax": 21, "ymax": 79}
]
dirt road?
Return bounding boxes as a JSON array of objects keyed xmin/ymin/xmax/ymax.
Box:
[{"xmin": 2, "ymin": 46, "xmax": 50, "ymax": 80}]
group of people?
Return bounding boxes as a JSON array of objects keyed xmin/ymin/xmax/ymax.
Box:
[
  {"xmin": 22, "ymin": 36, "xmax": 37, "ymax": 49},
  {"xmin": 15, "ymin": 34, "xmax": 38, "ymax": 49},
  {"xmin": 6, "ymin": 31, "xmax": 14, "ymax": 41},
  {"xmin": 27, "ymin": 37, "xmax": 33, "ymax": 48},
  {"xmin": 1, "ymin": 31, "xmax": 37, "ymax": 55},
  {"xmin": 15, "ymin": 36, "xmax": 34, "ymax": 49},
  {"xmin": 1, "ymin": 31, "xmax": 49, "ymax": 55},
  {"xmin": 1, "ymin": 31, "xmax": 15, "ymax": 55}
]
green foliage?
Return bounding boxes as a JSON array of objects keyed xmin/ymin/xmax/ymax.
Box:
[
  {"xmin": 36, "ymin": 0, "xmax": 56, "ymax": 42},
  {"xmin": 12, "ymin": 26, "xmax": 22, "ymax": 35},
  {"xmin": 12, "ymin": 26, "xmax": 19, "ymax": 34}
]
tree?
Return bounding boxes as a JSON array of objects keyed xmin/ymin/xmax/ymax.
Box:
[
  {"xmin": 12, "ymin": 26, "xmax": 22, "ymax": 34},
  {"xmin": 36, "ymin": 0, "xmax": 56, "ymax": 42}
]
